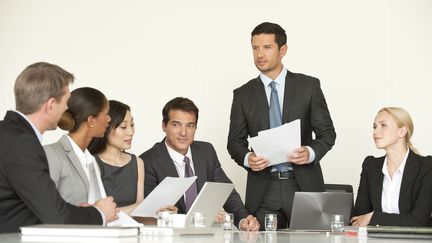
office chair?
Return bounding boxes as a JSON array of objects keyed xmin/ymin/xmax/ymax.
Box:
[
  {"xmin": 324, "ymin": 184, "xmax": 353, "ymax": 193},
  {"xmin": 325, "ymin": 183, "xmax": 354, "ymax": 217}
]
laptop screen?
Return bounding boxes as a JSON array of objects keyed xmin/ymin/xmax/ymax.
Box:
[
  {"xmin": 289, "ymin": 192, "xmax": 353, "ymax": 231},
  {"xmin": 186, "ymin": 182, "xmax": 234, "ymax": 227}
]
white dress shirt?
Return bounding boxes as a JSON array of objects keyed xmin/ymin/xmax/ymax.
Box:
[
  {"xmin": 14, "ymin": 110, "xmax": 43, "ymax": 142},
  {"xmin": 65, "ymin": 135, "xmax": 106, "ymax": 224},
  {"xmin": 165, "ymin": 141, "xmax": 195, "ymax": 202},
  {"xmin": 381, "ymin": 149, "xmax": 409, "ymax": 214},
  {"xmin": 243, "ymin": 67, "xmax": 315, "ymax": 167}
]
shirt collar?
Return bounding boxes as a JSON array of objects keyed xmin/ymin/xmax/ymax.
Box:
[
  {"xmin": 382, "ymin": 149, "xmax": 409, "ymax": 177},
  {"xmin": 14, "ymin": 110, "xmax": 43, "ymax": 142},
  {"xmin": 165, "ymin": 139, "xmax": 192, "ymax": 166},
  {"xmin": 65, "ymin": 135, "xmax": 95, "ymax": 166},
  {"xmin": 260, "ymin": 67, "xmax": 288, "ymax": 88}
]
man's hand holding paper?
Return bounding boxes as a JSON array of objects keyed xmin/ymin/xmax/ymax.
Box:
[
  {"xmin": 248, "ymin": 119, "xmax": 301, "ymax": 167},
  {"xmin": 288, "ymin": 146, "xmax": 310, "ymax": 165},
  {"xmin": 247, "ymin": 153, "xmax": 269, "ymax": 171}
]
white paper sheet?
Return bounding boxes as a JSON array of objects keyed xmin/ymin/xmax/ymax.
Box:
[
  {"xmin": 248, "ymin": 119, "xmax": 301, "ymax": 166},
  {"xmin": 107, "ymin": 211, "xmax": 142, "ymax": 227},
  {"xmin": 92, "ymin": 160, "xmax": 141, "ymax": 226},
  {"xmin": 130, "ymin": 176, "xmax": 197, "ymax": 218}
]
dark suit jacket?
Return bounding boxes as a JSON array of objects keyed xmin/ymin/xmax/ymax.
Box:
[
  {"xmin": 140, "ymin": 139, "xmax": 249, "ymax": 226},
  {"xmin": 0, "ymin": 111, "xmax": 102, "ymax": 233},
  {"xmin": 227, "ymin": 71, "xmax": 336, "ymax": 213},
  {"xmin": 353, "ymin": 150, "xmax": 432, "ymax": 226}
]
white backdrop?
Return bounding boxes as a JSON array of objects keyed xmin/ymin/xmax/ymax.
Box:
[{"xmin": 1, "ymin": 0, "xmax": 431, "ymax": 201}]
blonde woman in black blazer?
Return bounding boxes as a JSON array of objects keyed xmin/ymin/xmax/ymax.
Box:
[{"xmin": 351, "ymin": 107, "xmax": 432, "ymax": 226}]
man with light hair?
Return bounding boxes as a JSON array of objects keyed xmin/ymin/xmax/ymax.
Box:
[{"xmin": 0, "ymin": 62, "xmax": 118, "ymax": 233}]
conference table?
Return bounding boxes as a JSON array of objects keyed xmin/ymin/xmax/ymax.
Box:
[{"xmin": 0, "ymin": 230, "xmax": 428, "ymax": 243}]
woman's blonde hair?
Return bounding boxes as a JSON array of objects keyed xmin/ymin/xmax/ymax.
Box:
[{"xmin": 378, "ymin": 107, "xmax": 418, "ymax": 154}]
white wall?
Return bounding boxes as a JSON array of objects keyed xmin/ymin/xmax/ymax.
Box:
[{"xmin": 1, "ymin": 0, "xmax": 431, "ymax": 200}]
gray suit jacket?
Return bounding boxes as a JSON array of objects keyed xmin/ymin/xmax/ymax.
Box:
[
  {"xmin": 44, "ymin": 135, "xmax": 89, "ymax": 206},
  {"xmin": 0, "ymin": 111, "xmax": 101, "ymax": 233}
]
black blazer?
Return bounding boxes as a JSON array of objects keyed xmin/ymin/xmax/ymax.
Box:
[
  {"xmin": 227, "ymin": 71, "xmax": 336, "ymax": 213},
  {"xmin": 353, "ymin": 150, "xmax": 432, "ymax": 226},
  {"xmin": 0, "ymin": 111, "xmax": 102, "ymax": 233},
  {"xmin": 140, "ymin": 139, "xmax": 249, "ymax": 226}
]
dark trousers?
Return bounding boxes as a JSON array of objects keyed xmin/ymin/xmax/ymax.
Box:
[{"xmin": 255, "ymin": 175, "xmax": 299, "ymax": 230}]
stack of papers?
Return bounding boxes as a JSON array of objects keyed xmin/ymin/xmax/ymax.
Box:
[
  {"xmin": 20, "ymin": 224, "xmax": 139, "ymax": 242},
  {"xmin": 20, "ymin": 224, "xmax": 139, "ymax": 237},
  {"xmin": 139, "ymin": 226, "xmax": 219, "ymax": 236},
  {"xmin": 248, "ymin": 119, "xmax": 301, "ymax": 165}
]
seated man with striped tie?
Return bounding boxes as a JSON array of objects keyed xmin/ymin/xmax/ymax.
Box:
[{"xmin": 140, "ymin": 97, "xmax": 259, "ymax": 231}]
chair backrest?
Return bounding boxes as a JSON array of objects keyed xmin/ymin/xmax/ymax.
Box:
[
  {"xmin": 325, "ymin": 184, "xmax": 354, "ymax": 218},
  {"xmin": 325, "ymin": 184, "xmax": 353, "ymax": 193}
]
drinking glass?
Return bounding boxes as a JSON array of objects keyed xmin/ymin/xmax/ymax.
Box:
[
  {"xmin": 222, "ymin": 213, "xmax": 234, "ymax": 231},
  {"xmin": 330, "ymin": 214, "xmax": 344, "ymax": 232},
  {"xmin": 157, "ymin": 211, "xmax": 172, "ymax": 227},
  {"xmin": 192, "ymin": 212, "xmax": 206, "ymax": 228},
  {"xmin": 264, "ymin": 214, "xmax": 277, "ymax": 231}
]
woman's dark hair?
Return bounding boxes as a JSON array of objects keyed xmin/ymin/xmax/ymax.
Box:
[
  {"xmin": 58, "ymin": 87, "xmax": 107, "ymax": 133},
  {"xmin": 89, "ymin": 100, "xmax": 130, "ymax": 154}
]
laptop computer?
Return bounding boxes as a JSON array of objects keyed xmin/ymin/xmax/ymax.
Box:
[
  {"xmin": 289, "ymin": 192, "xmax": 353, "ymax": 231},
  {"xmin": 185, "ymin": 182, "xmax": 234, "ymax": 227}
]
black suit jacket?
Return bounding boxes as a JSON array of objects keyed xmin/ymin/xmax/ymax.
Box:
[
  {"xmin": 140, "ymin": 139, "xmax": 249, "ymax": 226},
  {"xmin": 227, "ymin": 71, "xmax": 336, "ymax": 213},
  {"xmin": 0, "ymin": 111, "xmax": 102, "ymax": 233},
  {"xmin": 353, "ymin": 150, "xmax": 432, "ymax": 226}
]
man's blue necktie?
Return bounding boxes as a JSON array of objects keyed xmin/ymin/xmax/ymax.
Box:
[
  {"xmin": 184, "ymin": 156, "xmax": 197, "ymax": 212},
  {"xmin": 269, "ymin": 81, "xmax": 291, "ymax": 171}
]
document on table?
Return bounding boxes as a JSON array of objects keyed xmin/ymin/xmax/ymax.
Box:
[
  {"xmin": 20, "ymin": 224, "xmax": 139, "ymax": 237},
  {"xmin": 131, "ymin": 176, "xmax": 197, "ymax": 218},
  {"xmin": 248, "ymin": 119, "xmax": 301, "ymax": 166},
  {"xmin": 107, "ymin": 211, "xmax": 142, "ymax": 227}
]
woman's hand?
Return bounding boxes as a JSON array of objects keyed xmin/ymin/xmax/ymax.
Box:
[
  {"xmin": 158, "ymin": 205, "xmax": 178, "ymax": 214},
  {"xmin": 350, "ymin": 212, "xmax": 374, "ymax": 226}
]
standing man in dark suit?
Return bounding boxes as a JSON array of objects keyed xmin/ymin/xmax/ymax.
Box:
[
  {"xmin": 227, "ymin": 22, "xmax": 336, "ymax": 230},
  {"xmin": 0, "ymin": 62, "xmax": 117, "ymax": 233},
  {"xmin": 140, "ymin": 97, "xmax": 259, "ymax": 231}
]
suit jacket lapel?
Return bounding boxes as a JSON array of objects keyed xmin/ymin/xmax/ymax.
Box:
[
  {"xmin": 59, "ymin": 135, "xmax": 90, "ymax": 193},
  {"xmin": 253, "ymin": 77, "xmax": 270, "ymax": 129},
  {"xmin": 373, "ymin": 157, "xmax": 385, "ymax": 212},
  {"xmin": 190, "ymin": 142, "xmax": 205, "ymax": 192},
  {"xmin": 157, "ymin": 139, "xmax": 181, "ymax": 177},
  {"xmin": 399, "ymin": 150, "xmax": 420, "ymax": 210},
  {"xmin": 282, "ymin": 71, "xmax": 297, "ymax": 123}
]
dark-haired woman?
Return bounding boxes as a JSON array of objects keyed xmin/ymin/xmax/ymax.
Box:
[
  {"xmin": 44, "ymin": 87, "xmax": 111, "ymax": 205},
  {"xmin": 88, "ymin": 100, "xmax": 144, "ymax": 214},
  {"xmin": 89, "ymin": 100, "xmax": 177, "ymax": 215}
]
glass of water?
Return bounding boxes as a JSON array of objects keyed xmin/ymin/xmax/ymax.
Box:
[
  {"xmin": 265, "ymin": 214, "xmax": 277, "ymax": 231},
  {"xmin": 192, "ymin": 212, "xmax": 206, "ymax": 228},
  {"xmin": 157, "ymin": 211, "xmax": 172, "ymax": 227},
  {"xmin": 330, "ymin": 214, "xmax": 344, "ymax": 232},
  {"xmin": 222, "ymin": 213, "xmax": 234, "ymax": 230}
]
